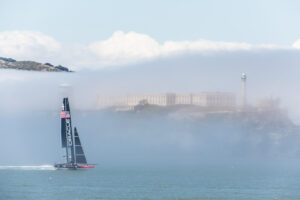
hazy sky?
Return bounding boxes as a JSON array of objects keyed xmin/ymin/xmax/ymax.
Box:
[
  {"xmin": 0, "ymin": 1, "xmax": 300, "ymax": 112},
  {"xmin": 0, "ymin": 0, "xmax": 300, "ymax": 70},
  {"xmin": 1, "ymin": 1, "xmax": 300, "ymax": 166},
  {"xmin": 0, "ymin": 0, "xmax": 300, "ymax": 118},
  {"xmin": 0, "ymin": 0, "xmax": 299, "ymax": 44}
]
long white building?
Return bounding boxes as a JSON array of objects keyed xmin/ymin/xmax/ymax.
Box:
[{"xmin": 97, "ymin": 92, "xmax": 236, "ymax": 109}]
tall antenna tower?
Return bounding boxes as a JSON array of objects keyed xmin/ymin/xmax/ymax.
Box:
[{"xmin": 241, "ymin": 73, "xmax": 247, "ymax": 108}]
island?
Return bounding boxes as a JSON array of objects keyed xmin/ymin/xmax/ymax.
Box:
[{"xmin": 0, "ymin": 57, "xmax": 71, "ymax": 72}]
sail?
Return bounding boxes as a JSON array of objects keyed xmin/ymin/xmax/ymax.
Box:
[
  {"xmin": 61, "ymin": 98, "xmax": 71, "ymax": 147},
  {"xmin": 61, "ymin": 120, "xmax": 67, "ymax": 148},
  {"xmin": 61, "ymin": 97, "xmax": 75, "ymax": 164},
  {"xmin": 74, "ymin": 127, "xmax": 87, "ymax": 164}
]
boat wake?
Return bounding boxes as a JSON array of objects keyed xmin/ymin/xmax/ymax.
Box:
[{"xmin": 0, "ymin": 165, "xmax": 56, "ymax": 170}]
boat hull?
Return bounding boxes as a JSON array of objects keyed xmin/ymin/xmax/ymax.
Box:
[
  {"xmin": 54, "ymin": 163, "xmax": 94, "ymax": 169},
  {"xmin": 54, "ymin": 163, "xmax": 77, "ymax": 169}
]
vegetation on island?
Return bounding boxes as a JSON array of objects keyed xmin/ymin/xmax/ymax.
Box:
[{"xmin": 0, "ymin": 57, "xmax": 71, "ymax": 72}]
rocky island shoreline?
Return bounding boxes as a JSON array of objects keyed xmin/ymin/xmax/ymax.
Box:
[{"xmin": 0, "ymin": 57, "xmax": 71, "ymax": 72}]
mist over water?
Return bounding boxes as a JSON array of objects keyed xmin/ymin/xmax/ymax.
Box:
[
  {"xmin": 1, "ymin": 51, "xmax": 300, "ymax": 169},
  {"xmin": 1, "ymin": 52, "xmax": 300, "ymax": 200}
]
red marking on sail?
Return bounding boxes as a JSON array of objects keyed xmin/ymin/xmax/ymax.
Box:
[{"xmin": 61, "ymin": 111, "xmax": 71, "ymax": 119}]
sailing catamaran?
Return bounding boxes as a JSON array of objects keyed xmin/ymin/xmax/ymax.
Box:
[{"xmin": 54, "ymin": 98, "xmax": 94, "ymax": 169}]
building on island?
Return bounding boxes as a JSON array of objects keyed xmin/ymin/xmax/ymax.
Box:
[{"xmin": 97, "ymin": 92, "xmax": 236, "ymax": 110}]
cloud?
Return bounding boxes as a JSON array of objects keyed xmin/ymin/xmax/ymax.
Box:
[
  {"xmin": 88, "ymin": 31, "xmax": 293, "ymax": 67},
  {"xmin": 0, "ymin": 31, "xmax": 61, "ymax": 61},
  {"xmin": 293, "ymin": 39, "xmax": 300, "ymax": 49},
  {"xmin": 88, "ymin": 31, "xmax": 255, "ymax": 66},
  {"xmin": 0, "ymin": 30, "xmax": 299, "ymax": 70},
  {"xmin": 89, "ymin": 31, "xmax": 161, "ymax": 65}
]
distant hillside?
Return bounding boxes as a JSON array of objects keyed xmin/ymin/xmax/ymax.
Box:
[{"xmin": 0, "ymin": 57, "xmax": 71, "ymax": 72}]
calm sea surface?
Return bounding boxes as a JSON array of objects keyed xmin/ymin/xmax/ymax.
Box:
[{"xmin": 1, "ymin": 165, "xmax": 300, "ymax": 200}]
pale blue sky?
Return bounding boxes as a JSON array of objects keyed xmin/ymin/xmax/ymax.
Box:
[{"xmin": 0, "ymin": 0, "xmax": 299, "ymax": 44}]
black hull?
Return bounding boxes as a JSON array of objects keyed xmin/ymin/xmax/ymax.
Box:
[
  {"xmin": 54, "ymin": 163, "xmax": 77, "ymax": 170},
  {"xmin": 54, "ymin": 163, "xmax": 94, "ymax": 169}
]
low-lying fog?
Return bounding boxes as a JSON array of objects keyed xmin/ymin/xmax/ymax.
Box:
[{"xmin": 1, "ymin": 51, "xmax": 300, "ymax": 168}]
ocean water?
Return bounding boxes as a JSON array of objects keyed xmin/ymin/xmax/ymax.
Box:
[
  {"xmin": 1, "ymin": 164, "xmax": 300, "ymax": 200},
  {"xmin": 1, "ymin": 111, "xmax": 300, "ymax": 199}
]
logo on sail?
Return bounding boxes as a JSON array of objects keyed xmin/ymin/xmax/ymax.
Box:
[
  {"xmin": 61, "ymin": 111, "xmax": 71, "ymax": 119},
  {"xmin": 66, "ymin": 119, "xmax": 72, "ymax": 146}
]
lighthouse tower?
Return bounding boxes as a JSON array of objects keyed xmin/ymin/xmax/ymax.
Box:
[{"xmin": 241, "ymin": 73, "xmax": 247, "ymax": 108}]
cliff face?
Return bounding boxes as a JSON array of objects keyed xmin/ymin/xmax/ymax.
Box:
[{"xmin": 0, "ymin": 57, "xmax": 71, "ymax": 72}]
